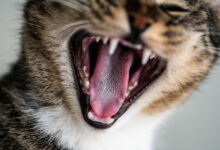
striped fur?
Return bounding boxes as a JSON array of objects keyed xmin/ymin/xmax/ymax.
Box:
[{"xmin": 0, "ymin": 0, "xmax": 219, "ymax": 149}]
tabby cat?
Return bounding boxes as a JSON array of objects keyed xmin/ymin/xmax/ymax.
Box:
[{"xmin": 0, "ymin": 0, "xmax": 219, "ymax": 150}]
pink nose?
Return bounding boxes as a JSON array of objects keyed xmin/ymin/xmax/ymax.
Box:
[{"xmin": 129, "ymin": 12, "xmax": 153, "ymax": 30}]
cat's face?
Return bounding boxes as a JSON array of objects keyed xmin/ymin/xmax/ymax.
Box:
[{"xmin": 23, "ymin": 0, "xmax": 219, "ymax": 129}]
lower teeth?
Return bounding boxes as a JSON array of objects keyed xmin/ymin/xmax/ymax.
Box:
[
  {"xmin": 84, "ymin": 80, "xmax": 90, "ymax": 89},
  {"xmin": 128, "ymin": 81, "xmax": 138, "ymax": 91},
  {"xmin": 88, "ymin": 111, "xmax": 114, "ymax": 124}
]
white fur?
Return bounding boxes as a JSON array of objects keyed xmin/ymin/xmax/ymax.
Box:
[{"xmin": 31, "ymin": 106, "xmax": 169, "ymax": 150}]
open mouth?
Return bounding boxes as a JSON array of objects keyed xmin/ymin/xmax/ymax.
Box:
[{"xmin": 69, "ymin": 30, "xmax": 167, "ymax": 129}]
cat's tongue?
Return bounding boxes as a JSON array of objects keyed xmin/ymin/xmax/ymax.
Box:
[{"xmin": 90, "ymin": 45, "xmax": 134, "ymax": 118}]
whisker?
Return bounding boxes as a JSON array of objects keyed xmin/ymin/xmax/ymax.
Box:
[
  {"xmin": 52, "ymin": 21, "xmax": 91, "ymax": 37},
  {"xmin": 23, "ymin": 22, "xmax": 42, "ymax": 28},
  {"xmin": 47, "ymin": 0, "xmax": 91, "ymax": 12},
  {"xmin": 55, "ymin": 21, "xmax": 90, "ymax": 33}
]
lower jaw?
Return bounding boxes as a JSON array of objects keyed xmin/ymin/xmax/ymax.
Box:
[
  {"xmin": 69, "ymin": 30, "xmax": 167, "ymax": 129},
  {"xmin": 78, "ymin": 64, "xmax": 166, "ymax": 129}
]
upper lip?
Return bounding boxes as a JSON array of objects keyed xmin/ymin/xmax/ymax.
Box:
[{"xmin": 69, "ymin": 30, "xmax": 167, "ymax": 129}]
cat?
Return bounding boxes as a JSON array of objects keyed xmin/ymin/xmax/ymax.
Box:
[{"xmin": 0, "ymin": 0, "xmax": 219, "ymax": 150}]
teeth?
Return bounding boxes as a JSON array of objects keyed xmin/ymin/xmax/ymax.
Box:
[
  {"xmin": 83, "ymin": 66, "xmax": 89, "ymax": 77},
  {"xmin": 136, "ymin": 44, "xmax": 143, "ymax": 50},
  {"xmin": 88, "ymin": 111, "xmax": 114, "ymax": 124},
  {"xmin": 83, "ymin": 66, "xmax": 87, "ymax": 72},
  {"xmin": 84, "ymin": 80, "xmax": 90, "ymax": 89},
  {"xmin": 92, "ymin": 36, "xmax": 155, "ymax": 65},
  {"xmin": 96, "ymin": 36, "xmax": 101, "ymax": 42},
  {"xmin": 88, "ymin": 111, "xmax": 94, "ymax": 120},
  {"xmin": 103, "ymin": 37, "xmax": 109, "ymax": 44},
  {"xmin": 125, "ymin": 91, "xmax": 130, "ymax": 98},
  {"xmin": 142, "ymin": 49, "xmax": 152, "ymax": 65},
  {"xmin": 106, "ymin": 117, "xmax": 114, "ymax": 124},
  {"xmin": 128, "ymin": 81, "xmax": 138, "ymax": 91},
  {"xmin": 109, "ymin": 39, "xmax": 119, "ymax": 55}
]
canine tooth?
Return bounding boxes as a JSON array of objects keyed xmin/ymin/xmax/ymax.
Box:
[
  {"xmin": 96, "ymin": 36, "xmax": 101, "ymax": 42},
  {"xmin": 106, "ymin": 117, "xmax": 114, "ymax": 124},
  {"xmin": 109, "ymin": 39, "xmax": 119, "ymax": 55},
  {"xmin": 103, "ymin": 37, "xmax": 109, "ymax": 44},
  {"xmin": 142, "ymin": 49, "xmax": 151, "ymax": 65},
  {"xmin": 88, "ymin": 111, "xmax": 94, "ymax": 120}
]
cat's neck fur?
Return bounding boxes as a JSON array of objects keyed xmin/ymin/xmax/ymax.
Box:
[{"xmin": 33, "ymin": 106, "xmax": 164, "ymax": 150}]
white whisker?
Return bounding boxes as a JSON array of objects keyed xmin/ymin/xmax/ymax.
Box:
[
  {"xmin": 53, "ymin": 21, "xmax": 90, "ymax": 35},
  {"xmin": 47, "ymin": 0, "xmax": 91, "ymax": 12},
  {"xmin": 23, "ymin": 22, "xmax": 42, "ymax": 28}
]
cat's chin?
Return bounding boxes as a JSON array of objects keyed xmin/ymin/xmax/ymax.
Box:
[{"xmin": 69, "ymin": 30, "xmax": 167, "ymax": 129}]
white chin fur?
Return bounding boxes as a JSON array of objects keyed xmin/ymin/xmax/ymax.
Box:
[{"xmin": 30, "ymin": 106, "xmax": 169, "ymax": 150}]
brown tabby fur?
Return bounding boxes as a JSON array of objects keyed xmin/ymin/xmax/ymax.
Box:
[{"xmin": 0, "ymin": 0, "xmax": 219, "ymax": 149}]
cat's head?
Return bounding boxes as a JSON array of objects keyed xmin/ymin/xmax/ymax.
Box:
[{"xmin": 23, "ymin": 0, "xmax": 219, "ymax": 130}]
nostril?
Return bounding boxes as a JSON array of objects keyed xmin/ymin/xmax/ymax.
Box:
[
  {"xmin": 128, "ymin": 12, "xmax": 153, "ymax": 31},
  {"xmin": 127, "ymin": 14, "xmax": 152, "ymax": 44},
  {"xmin": 127, "ymin": 27, "xmax": 141, "ymax": 44}
]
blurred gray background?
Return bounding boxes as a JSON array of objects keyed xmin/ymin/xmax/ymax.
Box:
[{"xmin": 0, "ymin": 0, "xmax": 219, "ymax": 150}]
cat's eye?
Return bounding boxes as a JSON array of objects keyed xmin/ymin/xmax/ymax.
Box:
[{"xmin": 160, "ymin": 4, "xmax": 190, "ymax": 16}]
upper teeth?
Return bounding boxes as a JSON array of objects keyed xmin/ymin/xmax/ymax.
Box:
[
  {"xmin": 142, "ymin": 49, "xmax": 152, "ymax": 65},
  {"xmin": 92, "ymin": 36, "xmax": 157, "ymax": 65},
  {"xmin": 109, "ymin": 38, "xmax": 119, "ymax": 55},
  {"xmin": 103, "ymin": 37, "xmax": 109, "ymax": 44},
  {"xmin": 96, "ymin": 37, "xmax": 101, "ymax": 42}
]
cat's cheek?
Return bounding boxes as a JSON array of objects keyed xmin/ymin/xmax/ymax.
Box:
[
  {"xmin": 141, "ymin": 22, "xmax": 168, "ymax": 58},
  {"xmin": 141, "ymin": 23, "xmax": 186, "ymax": 60}
]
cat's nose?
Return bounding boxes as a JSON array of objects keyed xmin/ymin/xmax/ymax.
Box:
[
  {"xmin": 129, "ymin": 12, "xmax": 153, "ymax": 31},
  {"xmin": 127, "ymin": 12, "xmax": 153, "ymax": 43}
]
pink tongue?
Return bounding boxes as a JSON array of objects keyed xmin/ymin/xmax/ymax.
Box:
[{"xmin": 90, "ymin": 45, "xmax": 134, "ymax": 118}]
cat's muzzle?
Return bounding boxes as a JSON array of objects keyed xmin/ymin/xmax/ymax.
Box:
[{"xmin": 69, "ymin": 30, "xmax": 167, "ymax": 129}]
